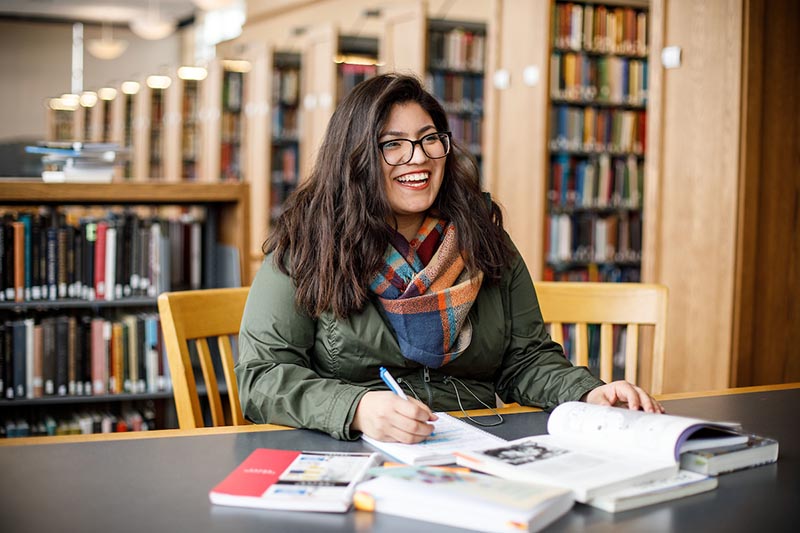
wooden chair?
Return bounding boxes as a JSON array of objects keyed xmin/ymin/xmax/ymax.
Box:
[
  {"xmin": 157, "ymin": 287, "xmax": 251, "ymax": 429},
  {"xmin": 535, "ymin": 282, "xmax": 668, "ymax": 394}
]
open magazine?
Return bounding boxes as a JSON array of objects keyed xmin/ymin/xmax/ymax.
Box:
[{"xmin": 455, "ymin": 402, "xmax": 746, "ymax": 502}]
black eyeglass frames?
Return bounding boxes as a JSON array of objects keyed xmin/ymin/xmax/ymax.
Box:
[{"xmin": 378, "ymin": 131, "xmax": 452, "ymax": 166}]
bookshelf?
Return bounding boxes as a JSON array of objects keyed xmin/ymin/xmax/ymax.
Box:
[
  {"xmin": 202, "ymin": 59, "xmax": 251, "ymax": 183},
  {"xmin": 0, "ymin": 180, "xmax": 250, "ymax": 438},
  {"xmin": 269, "ymin": 52, "xmax": 302, "ymax": 226},
  {"xmin": 298, "ymin": 25, "xmax": 379, "ymax": 178},
  {"xmin": 544, "ymin": 1, "xmax": 648, "ymax": 283},
  {"xmin": 164, "ymin": 69, "xmax": 206, "ymax": 181},
  {"xmin": 426, "ymin": 19, "xmax": 487, "ymax": 167}
]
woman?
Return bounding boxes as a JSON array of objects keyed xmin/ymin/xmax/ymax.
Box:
[{"xmin": 236, "ymin": 73, "xmax": 662, "ymax": 443}]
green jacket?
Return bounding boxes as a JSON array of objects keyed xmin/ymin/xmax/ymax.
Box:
[{"xmin": 236, "ymin": 244, "xmax": 604, "ymax": 440}]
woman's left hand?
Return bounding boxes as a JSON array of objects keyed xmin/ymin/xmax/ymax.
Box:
[{"xmin": 582, "ymin": 380, "xmax": 665, "ymax": 413}]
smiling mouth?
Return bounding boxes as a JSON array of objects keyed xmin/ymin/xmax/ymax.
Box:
[{"xmin": 394, "ymin": 172, "xmax": 430, "ymax": 188}]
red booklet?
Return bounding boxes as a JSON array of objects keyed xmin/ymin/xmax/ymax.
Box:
[{"xmin": 209, "ymin": 448, "xmax": 380, "ymax": 513}]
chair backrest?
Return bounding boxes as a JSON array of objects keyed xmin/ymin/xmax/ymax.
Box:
[
  {"xmin": 157, "ymin": 287, "xmax": 250, "ymax": 429},
  {"xmin": 535, "ymin": 282, "xmax": 668, "ymax": 395}
]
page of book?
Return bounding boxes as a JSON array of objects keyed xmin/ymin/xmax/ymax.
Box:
[
  {"xmin": 546, "ymin": 402, "xmax": 744, "ymax": 462},
  {"xmin": 456, "ymin": 434, "xmax": 677, "ymax": 502},
  {"xmin": 361, "ymin": 412, "xmax": 507, "ymax": 465}
]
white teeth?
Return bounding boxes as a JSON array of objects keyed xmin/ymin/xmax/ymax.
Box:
[{"xmin": 395, "ymin": 172, "xmax": 429, "ymax": 183}]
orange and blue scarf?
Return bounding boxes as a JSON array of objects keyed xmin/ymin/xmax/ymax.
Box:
[{"xmin": 369, "ymin": 216, "xmax": 483, "ymax": 368}]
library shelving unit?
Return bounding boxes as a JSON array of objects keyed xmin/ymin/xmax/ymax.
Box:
[
  {"xmin": 299, "ymin": 26, "xmax": 379, "ymax": 179},
  {"xmin": 544, "ymin": 1, "xmax": 648, "ymax": 283},
  {"xmin": 335, "ymin": 35, "xmax": 379, "ymax": 104},
  {"xmin": 46, "ymin": 102, "xmax": 80, "ymax": 142},
  {"xmin": 269, "ymin": 52, "xmax": 302, "ymax": 225},
  {"xmin": 426, "ymin": 19, "xmax": 487, "ymax": 167},
  {"xmin": 0, "ymin": 180, "xmax": 250, "ymax": 438},
  {"xmin": 110, "ymin": 81, "xmax": 140, "ymax": 179},
  {"xmin": 164, "ymin": 67, "xmax": 206, "ymax": 181},
  {"xmin": 202, "ymin": 59, "xmax": 251, "ymax": 183},
  {"xmin": 132, "ymin": 76, "xmax": 172, "ymax": 180}
]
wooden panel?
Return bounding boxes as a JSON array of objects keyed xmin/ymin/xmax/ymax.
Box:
[
  {"xmin": 132, "ymin": 84, "xmax": 150, "ymax": 181},
  {"xmin": 743, "ymin": 0, "xmax": 800, "ymax": 385},
  {"xmin": 379, "ymin": 2, "xmax": 427, "ymax": 76},
  {"xmin": 657, "ymin": 0, "xmax": 744, "ymax": 392},
  {"xmin": 486, "ymin": 0, "xmax": 550, "ymax": 279},
  {"xmin": 244, "ymin": 43, "xmax": 272, "ymax": 274},
  {"xmin": 300, "ymin": 24, "xmax": 338, "ymax": 179},
  {"xmin": 163, "ymin": 74, "xmax": 183, "ymax": 182}
]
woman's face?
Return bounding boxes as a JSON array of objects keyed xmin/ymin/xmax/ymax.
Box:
[{"xmin": 379, "ymin": 102, "xmax": 446, "ymax": 224}]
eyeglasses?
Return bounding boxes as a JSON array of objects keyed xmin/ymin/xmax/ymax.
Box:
[{"xmin": 378, "ymin": 131, "xmax": 451, "ymax": 166}]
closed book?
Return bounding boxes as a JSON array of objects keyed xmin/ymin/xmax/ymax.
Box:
[
  {"xmin": 11, "ymin": 320, "xmax": 26, "ymax": 397},
  {"xmin": 94, "ymin": 221, "xmax": 107, "ymax": 300},
  {"xmin": 209, "ymin": 449, "xmax": 380, "ymax": 512},
  {"xmin": 456, "ymin": 402, "xmax": 748, "ymax": 503},
  {"xmin": 354, "ymin": 466, "xmax": 574, "ymax": 533},
  {"xmin": 41, "ymin": 318, "xmax": 56, "ymax": 395},
  {"xmin": 680, "ymin": 435, "xmax": 779, "ymax": 475},
  {"xmin": 12, "ymin": 221, "xmax": 24, "ymax": 302},
  {"xmin": 90, "ymin": 318, "xmax": 107, "ymax": 395},
  {"xmin": 361, "ymin": 412, "xmax": 507, "ymax": 466},
  {"xmin": 586, "ymin": 470, "xmax": 717, "ymax": 513},
  {"xmin": 54, "ymin": 317, "xmax": 69, "ymax": 395}
]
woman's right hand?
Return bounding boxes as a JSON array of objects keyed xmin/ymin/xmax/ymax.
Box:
[{"xmin": 351, "ymin": 391, "xmax": 438, "ymax": 443}]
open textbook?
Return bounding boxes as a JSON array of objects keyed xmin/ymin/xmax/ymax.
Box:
[
  {"xmin": 361, "ymin": 412, "xmax": 507, "ymax": 465},
  {"xmin": 455, "ymin": 402, "xmax": 747, "ymax": 502},
  {"xmin": 354, "ymin": 465, "xmax": 574, "ymax": 533}
]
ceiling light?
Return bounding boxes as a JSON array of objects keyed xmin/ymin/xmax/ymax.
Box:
[
  {"xmin": 146, "ymin": 75, "xmax": 172, "ymax": 89},
  {"xmin": 192, "ymin": 0, "xmax": 236, "ymax": 10},
  {"xmin": 130, "ymin": 0, "xmax": 175, "ymax": 40},
  {"xmin": 177, "ymin": 66, "xmax": 208, "ymax": 81},
  {"xmin": 87, "ymin": 21, "xmax": 128, "ymax": 60},
  {"xmin": 221, "ymin": 59, "xmax": 251, "ymax": 73},
  {"xmin": 121, "ymin": 81, "xmax": 141, "ymax": 95},
  {"xmin": 80, "ymin": 92, "xmax": 99, "ymax": 107},
  {"xmin": 98, "ymin": 87, "xmax": 118, "ymax": 100}
]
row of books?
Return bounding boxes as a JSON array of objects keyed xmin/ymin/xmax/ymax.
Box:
[
  {"xmin": 2, "ymin": 408, "xmax": 157, "ymax": 438},
  {"xmin": 272, "ymin": 105, "xmax": 299, "ymax": 141},
  {"xmin": 270, "ymin": 145, "xmax": 299, "ymax": 221},
  {"xmin": 551, "ymin": 106, "xmax": 646, "ymax": 155},
  {"xmin": 552, "ymin": 2, "xmax": 648, "ymax": 57},
  {"xmin": 543, "ymin": 263, "xmax": 641, "ymax": 283},
  {"xmin": 426, "ymin": 72, "xmax": 484, "ymax": 115},
  {"xmin": 222, "ymin": 70, "xmax": 244, "ymax": 113},
  {"xmin": 428, "ymin": 27, "xmax": 486, "ymax": 72},
  {"xmin": 550, "ymin": 53, "xmax": 648, "ymax": 105},
  {"xmin": 549, "ymin": 153, "xmax": 643, "ymax": 209},
  {"xmin": 0, "ymin": 208, "xmax": 206, "ymax": 303},
  {"xmin": 0, "ymin": 312, "xmax": 168, "ymax": 401},
  {"xmin": 447, "ymin": 113, "xmax": 483, "ymax": 157},
  {"xmin": 220, "ymin": 141, "xmax": 243, "ymax": 182},
  {"xmin": 272, "ymin": 67, "xmax": 300, "ymax": 106},
  {"xmin": 546, "ymin": 211, "xmax": 642, "ymax": 265},
  {"xmin": 337, "ymin": 63, "xmax": 378, "ymax": 103},
  {"xmin": 554, "ymin": 322, "xmax": 627, "ymax": 379}
]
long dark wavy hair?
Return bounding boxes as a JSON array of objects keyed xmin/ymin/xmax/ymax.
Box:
[{"xmin": 265, "ymin": 73, "xmax": 513, "ymax": 318}]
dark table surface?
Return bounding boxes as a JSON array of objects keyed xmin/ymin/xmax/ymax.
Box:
[{"xmin": 1, "ymin": 387, "xmax": 797, "ymax": 533}]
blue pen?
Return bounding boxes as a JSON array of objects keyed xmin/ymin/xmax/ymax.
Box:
[{"xmin": 379, "ymin": 367, "xmax": 409, "ymax": 400}]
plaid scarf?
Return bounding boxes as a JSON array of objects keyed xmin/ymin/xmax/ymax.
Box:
[{"xmin": 369, "ymin": 216, "xmax": 483, "ymax": 368}]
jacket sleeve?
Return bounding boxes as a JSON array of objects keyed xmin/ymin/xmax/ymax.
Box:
[
  {"xmin": 236, "ymin": 256, "xmax": 368, "ymax": 440},
  {"xmin": 494, "ymin": 246, "xmax": 604, "ymax": 408}
]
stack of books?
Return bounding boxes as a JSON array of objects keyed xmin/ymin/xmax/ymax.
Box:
[{"xmin": 25, "ymin": 142, "xmax": 124, "ymax": 183}]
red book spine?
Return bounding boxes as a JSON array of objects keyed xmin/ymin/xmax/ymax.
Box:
[{"xmin": 94, "ymin": 221, "xmax": 107, "ymax": 300}]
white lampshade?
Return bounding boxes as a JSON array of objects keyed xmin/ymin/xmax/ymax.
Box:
[
  {"xmin": 192, "ymin": 0, "xmax": 236, "ymax": 10},
  {"xmin": 130, "ymin": 15, "xmax": 175, "ymax": 40},
  {"xmin": 87, "ymin": 37, "xmax": 129, "ymax": 60},
  {"xmin": 87, "ymin": 21, "xmax": 128, "ymax": 60}
]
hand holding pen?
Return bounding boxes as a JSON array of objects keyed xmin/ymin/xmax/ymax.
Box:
[{"xmin": 350, "ymin": 367, "xmax": 437, "ymax": 444}]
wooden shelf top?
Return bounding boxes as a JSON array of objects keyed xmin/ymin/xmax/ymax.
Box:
[{"xmin": 0, "ymin": 179, "xmax": 248, "ymax": 204}]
